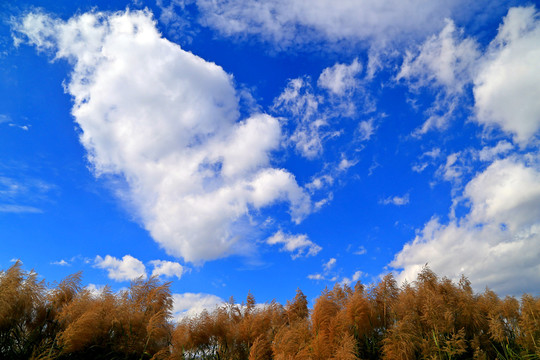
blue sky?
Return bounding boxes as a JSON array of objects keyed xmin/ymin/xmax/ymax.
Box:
[{"xmin": 2, "ymin": 0, "xmax": 540, "ymax": 317}]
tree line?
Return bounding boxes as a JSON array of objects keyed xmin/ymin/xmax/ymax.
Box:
[{"xmin": 1, "ymin": 261, "xmax": 539, "ymax": 359}]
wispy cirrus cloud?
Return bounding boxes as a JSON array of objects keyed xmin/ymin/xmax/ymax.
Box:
[
  {"xmin": 0, "ymin": 114, "xmax": 10, "ymax": 124},
  {"xmin": 0, "ymin": 204, "xmax": 42, "ymax": 213},
  {"xmin": 273, "ymin": 58, "xmax": 374, "ymax": 160}
]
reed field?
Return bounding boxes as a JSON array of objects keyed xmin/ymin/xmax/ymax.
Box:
[{"xmin": 1, "ymin": 261, "xmax": 538, "ymax": 359}]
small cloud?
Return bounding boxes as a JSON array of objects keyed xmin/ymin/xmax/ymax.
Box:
[
  {"xmin": 85, "ymin": 284, "xmax": 106, "ymax": 297},
  {"xmin": 10, "ymin": 258, "xmax": 22, "ymax": 264},
  {"xmin": 306, "ymin": 174, "xmax": 334, "ymax": 192},
  {"xmin": 341, "ymin": 270, "xmax": 363, "ymax": 285},
  {"xmin": 368, "ymin": 160, "xmax": 380, "ymax": 176},
  {"xmin": 267, "ymin": 230, "xmax": 322, "ymax": 259},
  {"xmin": 51, "ymin": 259, "xmax": 70, "ymax": 266},
  {"xmin": 436, "ymin": 152, "xmax": 471, "ymax": 184},
  {"xmin": 476, "ymin": 141, "xmax": 513, "ymax": 162},
  {"xmin": 412, "ymin": 162, "xmax": 429, "ymax": 173},
  {"xmin": 380, "ymin": 193, "xmax": 410, "ymax": 206},
  {"xmin": 323, "ymin": 257, "xmax": 337, "ymax": 271},
  {"xmin": 150, "ymin": 260, "xmax": 186, "ymax": 280},
  {"xmin": 357, "ymin": 118, "xmax": 376, "ymax": 141},
  {"xmin": 0, "ymin": 204, "xmax": 42, "ymax": 213},
  {"xmin": 172, "ymin": 293, "xmax": 224, "ymax": 321},
  {"xmin": 412, "ymin": 148, "xmax": 441, "ymax": 173},
  {"xmin": 354, "ymin": 246, "xmax": 367, "ymax": 255},
  {"xmin": 317, "ymin": 58, "xmax": 362, "ymax": 96},
  {"xmin": 94, "ymin": 255, "xmax": 147, "ymax": 282},
  {"xmin": 338, "ymin": 157, "xmax": 357, "ymax": 172},
  {"xmin": 308, "ymin": 257, "xmax": 340, "ymax": 281},
  {"xmin": 8, "ymin": 123, "xmax": 30, "ymax": 131},
  {"xmin": 314, "ymin": 193, "xmax": 333, "ymax": 211},
  {"xmin": 423, "ymin": 148, "xmax": 441, "ymax": 158}
]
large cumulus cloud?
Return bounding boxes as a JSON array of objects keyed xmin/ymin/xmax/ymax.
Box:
[{"xmin": 13, "ymin": 10, "xmax": 312, "ymax": 263}]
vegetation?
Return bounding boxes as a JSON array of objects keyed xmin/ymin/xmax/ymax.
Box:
[{"xmin": 1, "ymin": 261, "xmax": 539, "ymax": 359}]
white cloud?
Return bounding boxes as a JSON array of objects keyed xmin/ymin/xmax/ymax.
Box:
[
  {"xmin": 323, "ymin": 257, "xmax": 336, "ymax": 271},
  {"xmin": 341, "ymin": 270, "xmax": 363, "ymax": 286},
  {"xmin": 51, "ymin": 259, "xmax": 70, "ymax": 266},
  {"xmin": 150, "ymin": 260, "xmax": 186, "ymax": 279},
  {"xmin": 0, "ymin": 204, "xmax": 42, "ymax": 213},
  {"xmin": 397, "ymin": 6, "xmax": 540, "ymax": 142},
  {"xmin": 85, "ymin": 283, "xmax": 106, "ymax": 297},
  {"xmin": 303, "ymin": 154, "xmax": 358, "ymax": 211},
  {"xmin": 313, "ymin": 192, "xmax": 333, "ymax": 211},
  {"xmin": 306, "ymin": 174, "xmax": 333, "ymax": 192},
  {"xmin": 436, "ymin": 152, "xmax": 470, "ymax": 184},
  {"xmin": 307, "ymin": 273, "xmax": 324, "ymax": 280},
  {"xmin": 267, "ymin": 230, "xmax": 322, "ymax": 259},
  {"xmin": 14, "ymin": 10, "xmax": 311, "ymax": 263},
  {"xmin": 465, "ymin": 158, "xmax": 540, "ymax": 231},
  {"xmin": 337, "ymin": 157, "xmax": 357, "ymax": 172},
  {"xmin": 0, "ymin": 176, "xmax": 53, "ymax": 200},
  {"xmin": 412, "ymin": 163, "xmax": 428, "ymax": 173},
  {"xmin": 476, "ymin": 141, "xmax": 513, "ymax": 162},
  {"xmin": 473, "ymin": 6, "xmax": 540, "ymax": 145},
  {"xmin": 170, "ymin": 0, "xmax": 470, "ymax": 50},
  {"xmin": 412, "ymin": 147, "xmax": 442, "ymax": 173},
  {"xmin": 95, "ymin": 255, "xmax": 147, "ymax": 282},
  {"xmin": 397, "ymin": 19, "xmax": 479, "ymax": 134},
  {"xmin": 308, "ymin": 257, "xmax": 345, "ymax": 281},
  {"xmin": 391, "ymin": 157, "xmax": 540, "ymax": 295},
  {"xmin": 11, "ymin": 124, "xmax": 30, "ymax": 131},
  {"xmin": 380, "ymin": 193, "xmax": 410, "ymax": 206},
  {"xmin": 424, "ymin": 148, "xmax": 442, "ymax": 159},
  {"xmin": 397, "ymin": 20, "xmax": 478, "ymax": 94},
  {"xmin": 172, "ymin": 293, "xmax": 224, "ymax": 321},
  {"xmin": 357, "ymin": 118, "xmax": 376, "ymax": 142},
  {"xmin": 273, "ymin": 61, "xmax": 373, "ymax": 161},
  {"xmin": 274, "ymin": 78, "xmax": 326, "ymax": 159},
  {"xmin": 317, "ymin": 58, "xmax": 361, "ymax": 96},
  {"xmin": 0, "ymin": 116, "xmax": 28, "ymax": 130},
  {"xmin": 354, "ymin": 246, "xmax": 367, "ymax": 255}
]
